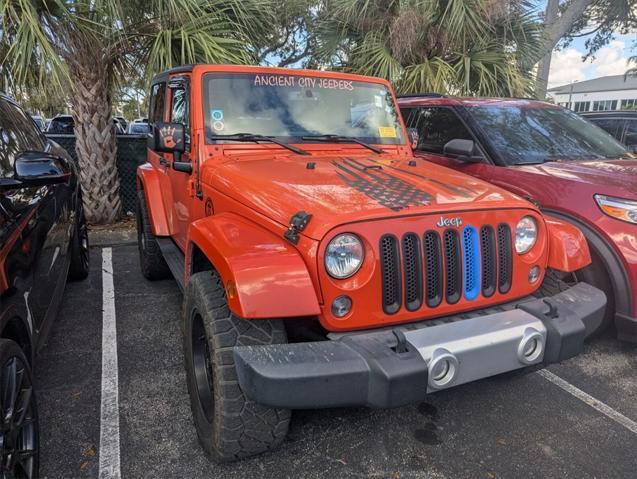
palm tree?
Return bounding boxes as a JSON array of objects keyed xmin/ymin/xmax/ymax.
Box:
[
  {"xmin": 0, "ymin": 0, "xmax": 272, "ymax": 223},
  {"xmin": 315, "ymin": 0, "xmax": 543, "ymax": 97}
]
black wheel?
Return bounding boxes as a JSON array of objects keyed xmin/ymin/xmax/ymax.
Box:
[
  {"xmin": 68, "ymin": 200, "xmax": 89, "ymax": 281},
  {"xmin": 0, "ymin": 339, "xmax": 38, "ymax": 479},
  {"xmin": 182, "ymin": 271, "xmax": 290, "ymax": 462},
  {"xmin": 136, "ymin": 190, "xmax": 170, "ymax": 280}
]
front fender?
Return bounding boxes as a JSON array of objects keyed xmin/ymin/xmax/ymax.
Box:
[
  {"xmin": 137, "ymin": 163, "xmax": 169, "ymax": 236},
  {"xmin": 187, "ymin": 213, "xmax": 320, "ymax": 319},
  {"xmin": 545, "ymin": 216, "xmax": 591, "ymax": 273}
]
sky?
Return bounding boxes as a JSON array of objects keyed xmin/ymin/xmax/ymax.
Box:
[{"xmin": 547, "ymin": 33, "xmax": 636, "ymax": 89}]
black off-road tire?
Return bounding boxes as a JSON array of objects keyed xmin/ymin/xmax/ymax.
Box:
[
  {"xmin": 182, "ymin": 271, "xmax": 291, "ymax": 462},
  {"xmin": 535, "ymin": 269, "xmax": 571, "ymax": 297},
  {"xmin": 537, "ymin": 264, "xmax": 613, "ymax": 338},
  {"xmin": 68, "ymin": 200, "xmax": 90, "ymax": 281},
  {"xmin": 0, "ymin": 339, "xmax": 39, "ymax": 478},
  {"xmin": 136, "ymin": 190, "xmax": 170, "ymax": 280}
]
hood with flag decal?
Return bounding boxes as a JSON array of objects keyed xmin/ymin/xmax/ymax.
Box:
[{"xmin": 202, "ymin": 154, "xmax": 532, "ymax": 239}]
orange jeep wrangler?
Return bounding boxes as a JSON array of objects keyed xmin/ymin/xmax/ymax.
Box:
[{"xmin": 136, "ymin": 65, "xmax": 606, "ymax": 461}]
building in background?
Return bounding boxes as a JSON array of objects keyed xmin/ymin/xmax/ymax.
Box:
[{"xmin": 548, "ymin": 75, "xmax": 637, "ymax": 113}]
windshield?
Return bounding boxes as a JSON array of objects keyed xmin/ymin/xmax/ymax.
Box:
[
  {"xmin": 464, "ymin": 105, "xmax": 629, "ymax": 164},
  {"xmin": 203, "ymin": 73, "xmax": 405, "ymax": 145}
]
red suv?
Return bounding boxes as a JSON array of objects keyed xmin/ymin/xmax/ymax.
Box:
[{"xmin": 398, "ymin": 95, "xmax": 637, "ymax": 343}]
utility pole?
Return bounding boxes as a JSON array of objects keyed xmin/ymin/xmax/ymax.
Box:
[{"xmin": 567, "ymin": 80, "xmax": 578, "ymax": 110}]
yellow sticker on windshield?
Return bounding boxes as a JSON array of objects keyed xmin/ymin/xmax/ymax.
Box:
[{"xmin": 378, "ymin": 126, "xmax": 397, "ymax": 138}]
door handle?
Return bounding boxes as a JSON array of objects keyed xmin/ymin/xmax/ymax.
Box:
[{"xmin": 159, "ymin": 157, "xmax": 170, "ymax": 167}]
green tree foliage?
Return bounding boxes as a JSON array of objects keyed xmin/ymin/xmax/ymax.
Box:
[
  {"xmin": 314, "ymin": 0, "xmax": 543, "ymax": 96},
  {"xmin": 562, "ymin": 0, "xmax": 637, "ymax": 60},
  {"xmin": 254, "ymin": 0, "xmax": 319, "ymax": 68},
  {"xmin": 0, "ymin": 0, "xmax": 273, "ymax": 223},
  {"xmin": 535, "ymin": 0, "xmax": 637, "ymax": 98}
]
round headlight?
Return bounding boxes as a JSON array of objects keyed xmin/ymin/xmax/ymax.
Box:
[
  {"xmin": 325, "ymin": 234, "xmax": 364, "ymax": 279},
  {"xmin": 515, "ymin": 216, "xmax": 537, "ymax": 254}
]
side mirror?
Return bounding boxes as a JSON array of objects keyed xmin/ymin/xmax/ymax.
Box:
[
  {"xmin": 14, "ymin": 151, "xmax": 71, "ymax": 187},
  {"xmin": 153, "ymin": 122, "xmax": 185, "ymax": 153},
  {"xmin": 443, "ymin": 139, "xmax": 482, "ymax": 163},
  {"xmin": 407, "ymin": 128, "xmax": 420, "ymax": 148}
]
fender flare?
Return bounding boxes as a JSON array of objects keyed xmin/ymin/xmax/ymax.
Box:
[
  {"xmin": 136, "ymin": 163, "xmax": 169, "ymax": 236},
  {"xmin": 186, "ymin": 213, "xmax": 321, "ymax": 319},
  {"xmin": 543, "ymin": 216, "xmax": 591, "ymax": 273},
  {"xmin": 543, "ymin": 208, "xmax": 632, "ymax": 317}
]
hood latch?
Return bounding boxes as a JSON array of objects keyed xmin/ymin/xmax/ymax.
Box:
[{"xmin": 284, "ymin": 211, "xmax": 312, "ymax": 245}]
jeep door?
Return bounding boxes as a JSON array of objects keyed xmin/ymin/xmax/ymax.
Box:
[
  {"xmin": 0, "ymin": 99, "xmax": 72, "ymax": 338},
  {"xmin": 164, "ymin": 78, "xmax": 194, "ymax": 249}
]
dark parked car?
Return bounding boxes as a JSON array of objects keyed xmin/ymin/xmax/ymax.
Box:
[
  {"xmin": 580, "ymin": 110, "xmax": 637, "ymax": 153},
  {"xmin": 0, "ymin": 94, "xmax": 89, "ymax": 477},
  {"xmin": 126, "ymin": 122, "xmax": 149, "ymax": 134},
  {"xmin": 47, "ymin": 114, "xmax": 125, "ymax": 135},
  {"xmin": 115, "ymin": 116, "xmax": 128, "ymax": 131},
  {"xmin": 46, "ymin": 114, "xmax": 74, "ymax": 134},
  {"xmin": 30, "ymin": 115, "xmax": 45, "ymax": 131}
]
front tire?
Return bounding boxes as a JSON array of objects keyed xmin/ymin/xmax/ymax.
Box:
[
  {"xmin": 182, "ymin": 271, "xmax": 291, "ymax": 462},
  {"xmin": 136, "ymin": 190, "xmax": 170, "ymax": 280},
  {"xmin": 0, "ymin": 339, "xmax": 39, "ymax": 478}
]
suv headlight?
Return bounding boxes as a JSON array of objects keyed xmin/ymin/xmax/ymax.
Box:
[
  {"xmin": 595, "ymin": 194, "xmax": 637, "ymax": 224},
  {"xmin": 325, "ymin": 234, "xmax": 364, "ymax": 279},
  {"xmin": 515, "ymin": 216, "xmax": 537, "ymax": 254}
]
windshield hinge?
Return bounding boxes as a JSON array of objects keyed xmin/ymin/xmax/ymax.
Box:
[{"xmin": 283, "ymin": 211, "xmax": 312, "ymax": 245}]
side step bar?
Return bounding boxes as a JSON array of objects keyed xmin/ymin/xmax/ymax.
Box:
[{"xmin": 156, "ymin": 237, "xmax": 186, "ymax": 291}]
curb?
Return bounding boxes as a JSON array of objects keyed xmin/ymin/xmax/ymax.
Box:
[{"xmin": 89, "ymin": 228, "xmax": 137, "ymax": 247}]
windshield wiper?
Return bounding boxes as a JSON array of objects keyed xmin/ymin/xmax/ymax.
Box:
[
  {"xmin": 301, "ymin": 134, "xmax": 386, "ymax": 154},
  {"xmin": 210, "ymin": 133, "xmax": 310, "ymax": 156}
]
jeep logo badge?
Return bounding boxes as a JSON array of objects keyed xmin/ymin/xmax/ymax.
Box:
[{"xmin": 436, "ymin": 217, "xmax": 463, "ymax": 228}]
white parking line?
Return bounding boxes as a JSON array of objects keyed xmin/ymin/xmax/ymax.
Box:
[
  {"xmin": 99, "ymin": 248, "xmax": 121, "ymax": 479},
  {"xmin": 538, "ymin": 369, "xmax": 637, "ymax": 435}
]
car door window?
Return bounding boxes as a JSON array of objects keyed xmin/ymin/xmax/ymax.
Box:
[
  {"xmin": 170, "ymin": 87, "xmax": 190, "ymax": 149},
  {"xmin": 0, "ymin": 99, "xmax": 44, "ymax": 177},
  {"xmin": 408, "ymin": 107, "xmax": 473, "ymax": 154},
  {"xmin": 589, "ymin": 118, "xmax": 622, "ymax": 141},
  {"xmin": 623, "ymin": 119, "xmax": 637, "ymax": 152},
  {"xmin": 149, "ymin": 82, "xmax": 166, "ymax": 126}
]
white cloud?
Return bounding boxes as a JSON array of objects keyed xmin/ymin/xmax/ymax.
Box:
[
  {"xmin": 547, "ymin": 48, "xmax": 588, "ymax": 88},
  {"xmin": 592, "ymin": 40, "xmax": 631, "ymax": 76},
  {"xmin": 547, "ymin": 40, "xmax": 632, "ymax": 89}
]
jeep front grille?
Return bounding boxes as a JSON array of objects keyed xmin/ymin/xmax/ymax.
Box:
[
  {"xmin": 380, "ymin": 224, "xmax": 513, "ymax": 315},
  {"xmin": 380, "ymin": 235, "xmax": 401, "ymax": 314},
  {"xmin": 497, "ymin": 224, "xmax": 513, "ymax": 294}
]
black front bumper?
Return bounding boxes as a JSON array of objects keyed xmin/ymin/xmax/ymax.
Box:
[{"xmin": 233, "ymin": 283, "xmax": 606, "ymax": 409}]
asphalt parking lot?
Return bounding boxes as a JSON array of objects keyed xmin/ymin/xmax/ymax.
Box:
[{"xmin": 35, "ymin": 241, "xmax": 637, "ymax": 479}]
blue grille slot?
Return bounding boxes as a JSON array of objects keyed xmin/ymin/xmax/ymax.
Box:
[{"xmin": 462, "ymin": 226, "xmax": 481, "ymax": 301}]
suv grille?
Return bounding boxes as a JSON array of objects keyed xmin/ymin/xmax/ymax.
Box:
[{"xmin": 380, "ymin": 224, "xmax": 513, "ymax": 315}]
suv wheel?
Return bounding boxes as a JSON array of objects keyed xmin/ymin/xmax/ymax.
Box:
[
  {"xmin": 0, "ymin": 339, "xmax": 38, "ymax": 478},
  {"xmin": 182, "ymin": 271, "xmax": 291, "ymax": 461},
  {"xmin": 136, "ymin": 190, "xmax": 170, "ymax": 280},
  {"xmin": 68, "ymin": 200, "xmax": 90, "ymax": 281}
]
